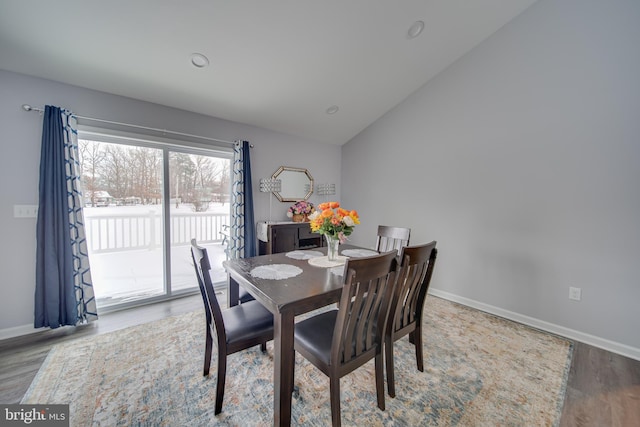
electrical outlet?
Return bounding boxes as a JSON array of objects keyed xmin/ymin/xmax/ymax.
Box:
[
  {"xmin": 569, "ymin": 286, "xmax": 582, "ymax": 301},
  {"xmin": 14, "ymin": 205, "xmax": 38, "ymax": 218}
]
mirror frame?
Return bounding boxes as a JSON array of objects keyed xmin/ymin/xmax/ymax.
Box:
[{"xmin": 271, "ymin": 166, "xmax": 314, "ymax": 202}]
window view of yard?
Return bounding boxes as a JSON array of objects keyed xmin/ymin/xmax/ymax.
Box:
[{"xmin": 78, "ymin": 138, "xmax": 231, "ymax": 309}]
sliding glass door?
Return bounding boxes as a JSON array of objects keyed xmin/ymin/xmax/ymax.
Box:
[{"xmin": 78, "ymin": 132, "xmax": 231, "ymax": 310}]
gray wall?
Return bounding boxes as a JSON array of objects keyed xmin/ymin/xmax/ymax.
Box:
[
  {"xmin": 0, "ymin": 69, "xmax": 341, "ymax": 334},
  {"xmin": 342, "ymin": 0, "xmax": 640, "ymax": 357}
]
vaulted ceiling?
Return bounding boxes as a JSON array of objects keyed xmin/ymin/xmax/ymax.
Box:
[{"xmin": 0, "ymin": 0, "xmax": 538, "ymax": 144}]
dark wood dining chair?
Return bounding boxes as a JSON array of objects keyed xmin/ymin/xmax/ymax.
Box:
[
  {"xmin": 190, "ymin": 239, "xmax": 274, "ymax": 415},
  {"xmin": 294, "ymin": 250, "xmax": 399, "ymax": 427},
  {"xmin": 384, "ymin": 241, "xmax": 438, "ymax": 398},
  {"xmin": 375, "ymin": 225, "xmax": 411, "ymax": 253}
]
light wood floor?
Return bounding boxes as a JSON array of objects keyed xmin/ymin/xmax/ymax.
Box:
[{"xmin": 1, "ymin": 294, "xmax": 638, "ymax": 426}]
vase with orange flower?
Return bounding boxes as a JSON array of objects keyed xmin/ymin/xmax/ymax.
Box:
[{"xmin": 307, "ymin": 201, "xmax": 360, "ymax": 261}]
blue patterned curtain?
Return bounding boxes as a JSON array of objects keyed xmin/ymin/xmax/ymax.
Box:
[
  {"xmin": 35, "ymin": 105, "xmax": 97, "ymax": 328},
  {"xmin": 228, "ymin": 140, "xmax": 256, "ymax": 259}
]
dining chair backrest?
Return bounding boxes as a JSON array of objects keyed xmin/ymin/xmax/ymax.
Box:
[
  {"xmin": 390, "ymin": 241, "xmax": 438, "ymax": 335},
  {"xmin": 334, "ymin": 250, "xmax": 399, "ymax": 368},
  {"xmin": 384, "ymin": 240, "xmax": 437, "ymax": 398},
  {"xmin": 190, "ymin": 239, "xmax": 226, "ymax": 344},
  {"xmin": 375, "ymin": 225, "xmax": 411, "ymax": 253}
]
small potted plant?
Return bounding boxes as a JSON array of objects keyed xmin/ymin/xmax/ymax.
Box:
[{"xmin": 287, "ymin": 200, "xmax": 315, "ymax": 222}]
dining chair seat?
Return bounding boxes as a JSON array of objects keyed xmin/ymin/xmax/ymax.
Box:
[
  {"xmin": 295, "ymin": 309, "xmax": 381, "ymax": 368},
  {"xmin": 238, "ymin": 288, "xmax": 255, "ymax": 304},
  {"xmin": 222, "ymin": 300, "xmax": 274, "ymax": 344},
  {"xmin": 294, "ymin": 310, "xmax": 338, "ymax": 366}
]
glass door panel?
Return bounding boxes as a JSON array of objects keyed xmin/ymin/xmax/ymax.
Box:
[
  {"xmin": 79, "ymin": 139, "xmax": 165, "ymax": 308},
  {"xmin": 168, "ymin": 152, "xmax": 231, "ymax": 292}
]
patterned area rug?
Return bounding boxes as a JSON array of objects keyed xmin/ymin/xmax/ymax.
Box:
[{"xmin": 22, "ymin": 296, "xmax": 572, "ymax": 426}]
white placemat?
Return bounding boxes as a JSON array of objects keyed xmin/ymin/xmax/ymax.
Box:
[
  {"xmin": 308, "ymin": 255, "xmax": 348, "ymax": 268},
  {"xmin": 341, "ymin": 249, "xmax": 379, "ymax": 258},
  {"xmin": 250, "ymin": 264, "xmax": 303, "ymax": 280},
  {"xmin": 285, "ymin": 250, "xmax": 323, "ymax": 260}
]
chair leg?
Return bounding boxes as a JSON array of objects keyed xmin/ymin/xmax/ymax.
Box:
[
  {"xmin": 214, "ymin": 353, "xmax": 227, "ymax": 415},
  {"xmin": 260, "ymin": 342, "xmax": 267, "ymax": 353},
  {"xmin": 414, "ymin": 325, "xmax": 424, "ymax": 372},
  {"xmin": 375, "ymin": 352, "xmax": 386, "ymax": 411},
  {"xmin": 329, "ymin": 375, "xmax": 341, "ymax": 427},
  {"xmin": 385, "ymin": 336, "xmax": 396, "ymax": 398},
  {"xmin": 203, "ymin": 329, "xmax": 213, "ymax": 376}
]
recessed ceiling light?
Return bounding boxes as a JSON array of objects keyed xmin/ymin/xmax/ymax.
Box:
[
  {"xmin": 191, "ymin": 53, "xmax": 209, "ymax": 68},
  {"xmin": 326, "ymin": 105, "xmax": 339, "ymax": 115},
  {"xmin": 407, "ymin": 20, "xmax": 425, "ymax": 39}
]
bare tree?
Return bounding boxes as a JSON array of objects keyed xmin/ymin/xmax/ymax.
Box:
[
  {"xmin": 190, "ymin": 155, "xmax": 231, "ymax": 211},
  {"xmin": 130, "ymin": 147, "xmax": 162, "ymax": 204},
  {"xmin": 102, "ymin": 144, "xmax": 129, "ymax": 199},
  {"xmin": 169, "ymin": 152, "xmax": 195, "ymax": 206},
  {"xmin": 79, "ymin": 139, "xmax": 106, "ymax": 207},
  {"xmin": 213, "ymin": 160, "xmax": 231, "ymax": 205},
  {"xmin": 79, "ymin": 139, "xmax": 230, "ymax": 210}
]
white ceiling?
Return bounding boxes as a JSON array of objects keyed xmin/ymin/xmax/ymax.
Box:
[{"xmin": 0, "ymin": 0, "xmax": 538, "ymax": 145}]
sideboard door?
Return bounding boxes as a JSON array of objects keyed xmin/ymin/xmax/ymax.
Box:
[
  {"xmin": 258, "ymin": 222, "xmax": 324, "ymax": 255},
  {"xmin": 272, "ymin": 226, "xmax": 298, "ymax": 253}
]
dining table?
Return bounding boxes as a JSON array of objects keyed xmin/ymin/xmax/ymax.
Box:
[{"xmin": 223, "ymin": 244, "xmax": 379, "ymax": 427}]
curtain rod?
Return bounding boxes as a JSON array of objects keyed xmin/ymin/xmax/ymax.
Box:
[{"xmin": 21, "ymin": 104, "xmax": 253, "ymax": 147}]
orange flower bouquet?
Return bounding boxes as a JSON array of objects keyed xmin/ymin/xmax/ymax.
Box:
[{"xmin": 308, "ymin": 201, "xmax": 360, "ymax": 244}]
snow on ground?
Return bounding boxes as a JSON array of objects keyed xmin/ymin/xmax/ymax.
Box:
[{"xmin": 84, "ymin": 203, "xmax": 229, "ymax": 308}]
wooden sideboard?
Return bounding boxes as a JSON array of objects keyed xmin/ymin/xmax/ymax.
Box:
[{"xmin": 257, "ymin": 221, "xmax": 324, "ymax": 255}]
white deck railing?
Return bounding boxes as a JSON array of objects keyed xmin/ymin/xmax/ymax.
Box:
[{"xmin": 85, "ymin": 210, "xmax": 230, "ymax": 254}]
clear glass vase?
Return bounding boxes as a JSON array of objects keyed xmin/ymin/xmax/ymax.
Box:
[{"xmin": 325, "ymin": 234, "xmax": 340, "ymax": 261}]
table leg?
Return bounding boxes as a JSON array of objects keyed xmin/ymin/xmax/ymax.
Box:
[
  {"xmin": 227, "ymin": 274, "xmax": 239, "ymax": 307},
  {"xmin": 273, "ymin": 310, "xmax": 295, "ymax": 427}
]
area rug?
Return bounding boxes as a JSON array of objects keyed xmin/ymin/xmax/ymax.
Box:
[{"xmin": 22, "ymin": 296, "xmax": 572, "ymax": 426}]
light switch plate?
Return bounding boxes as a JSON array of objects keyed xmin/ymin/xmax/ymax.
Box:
[
  {"xmin": 569, "ymin": 286, "xmax": 582, "ymax": 301},
  {"xmin": 14, "ymin": 205, "xmax": 38, "ymax": 218}
]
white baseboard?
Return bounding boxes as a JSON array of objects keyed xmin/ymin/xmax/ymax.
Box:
[
  {"xmin": 0, "ymin": 323, "xmax": 43, "ymax": 341},
  {"xmin": 3, "ymin": 290, "xmax": 639, "ymax": 362},
  {"xmin": 429, "ymin": 288, "xmax": 640, "ymax": 362}
]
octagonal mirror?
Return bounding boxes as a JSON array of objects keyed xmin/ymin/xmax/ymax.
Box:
[{"xmin": 271, "ymin": 166, "xmax": 314, "ymax": 202}]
